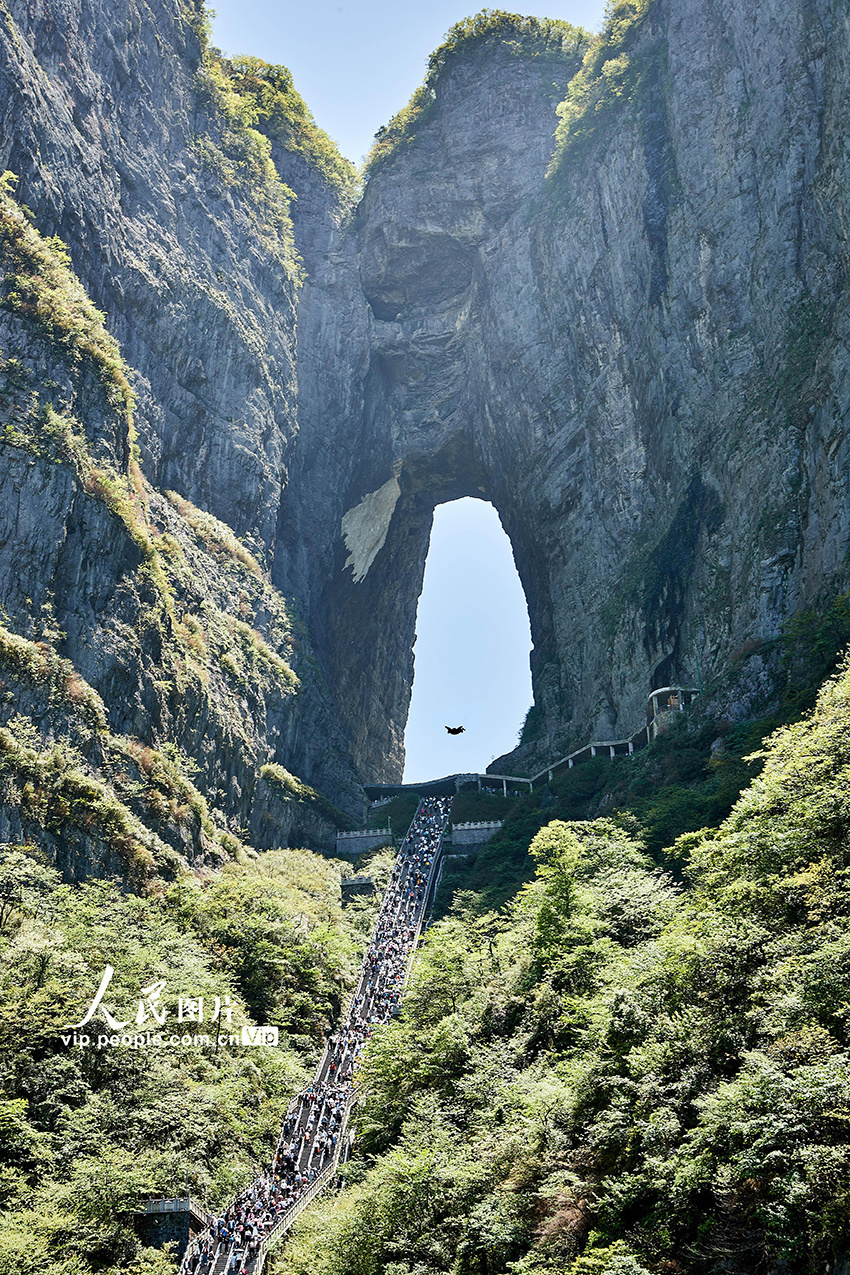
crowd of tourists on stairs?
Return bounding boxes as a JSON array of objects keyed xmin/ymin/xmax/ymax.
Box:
[{"xmin": 182, "ymin": 796, "xmax": 451, "ymax": 1275}]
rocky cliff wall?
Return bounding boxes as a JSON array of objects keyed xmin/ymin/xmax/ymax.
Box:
[
  {"xmin": 1, "ymin": 0, "xmax": 849, "ymax": 819},
  {"xmin": 0, "ymin": 0, "xmax": 365, "ymax": 879},
  {"xmin": 0, "ymin": 207, "xmax": 360, "ymax": 879},
  {"xmin": 281, "ymin": 34, "xmax": 592, "ymax": 780},
  {"xmin": 288, "ymin": 0, "xmax": 850, "ymax": 778},
  {"xmin": 0, "ymin": 0, "xmax": 305, "ymax": 548}
]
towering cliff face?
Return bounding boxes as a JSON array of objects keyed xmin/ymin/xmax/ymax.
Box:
[
  {"xmin": 279, "ymin": 35, "xmax": 591, "ymax": 781},
  {"xmin": 1, "ymin": 0, "xmax": 849, "ymax": 832},
  {"xmin": 0, "ymin": 0, "xmax": 307, "ymax": 549},
  {"xmin": 288, "ymin": 0, "xmax": 850, "ymax": 779},
  {"xmin": 0, "ymin": 0, "xmax": 363, "ymax": 878}
]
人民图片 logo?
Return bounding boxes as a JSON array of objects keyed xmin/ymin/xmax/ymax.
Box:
[{"xmin": 58, "ymin": 965, "xmax": 277, "ymax": 1050}]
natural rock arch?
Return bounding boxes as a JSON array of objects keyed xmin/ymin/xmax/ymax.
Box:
[
  {"xmin": 4, "ymin": 0, "xmax": 846, "ymax": 803},
  {"xmin": 277, "ymin": 7, "xmax": 850, "ymax": 784},
  {"xmin": 314, "ymin": 443, "xmax": 558, "ymax": 783}
]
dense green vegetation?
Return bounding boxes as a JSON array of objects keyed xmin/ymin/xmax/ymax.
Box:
[
  {"xmin": 261, "ymin": 764, "xmax": 355, "ymax": 832},
  {"xmin": 548, "ymin": 0, "xmax": 660, "ymax": 181},
  {"xmin": 451, "ymin": 791, "xmax": 518, "ymax": 824},
  {"xmin": 186, "ymin": 8, "xmax": 355, "ymax": 206},
  {"xmin": 221, "ymin": 57, "xmax": 358, "ymax": 197},
  {"xmin": 281, "ymin": 652, "xmax": 850, "ymax": 1275},
  {"xmin": 434, "ymin": 719, "xmax": 761, "ymax": 917},
  {"xmin": 442, "ymin": 709, "xmax": 768, "ymax": 915},
  {"xmin": 0, "ymin": 842, "xmax": 385, "ymax": 1273},
  {"xmin": 437, "ymin": 591, "xmax": 850, "ymax": 915},
  {"xmin": 365, "ymin": 11, "xmax": 590, "ymax": 172},
  {"xmin": 191, "ymin": 51, "xmax": 302, "ymax": 278},
  {"xmin": 368, "ymin": 794, "xmax": 420, "ymax": 834},
  {"xmin": 0, "ymin": 173, "xmax": 135, "ymax": 421}
]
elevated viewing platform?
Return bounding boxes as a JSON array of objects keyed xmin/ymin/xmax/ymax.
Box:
[
  {"xmin": 364, "ymin": 772, "xmax": 533, "ymax": 802},
  {"xmin": 136, "ymin": 1197, "xmax": 212, "ymax": 1262}
]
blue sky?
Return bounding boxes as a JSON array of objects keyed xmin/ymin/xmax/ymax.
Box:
[
  {"xmin": 209, "ymin": 0, "xmax": 608, "ymax": 162},
  {"xmin": 402, "ymin": 501, "xmax": 532, "ymax": 782},
  {"xmin": 208, "ymin": 1, "xmax": 607, "ymax": 779}
]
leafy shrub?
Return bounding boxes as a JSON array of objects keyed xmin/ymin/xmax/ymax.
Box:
[
  {"xmin": 191, "ymin": 58, "xmax": 301, "ymax": 279},
  {"xmin": 781, "ymin": 590, "xmax": 850, "ymax": 710},
  {"xmin": 227, "ymin": 618, "xmax": 299, "ymax": 690},
  {"xmin": 0, "ymin": 173, "xmax": 135, "ymax": 419},
  {"xmin": 261, "ymin": 764, "xmax": 353, "ymax": 830},
  {"xmin": 365, "ymin": 11, "xmax": 590, "ymax": 172},
  {"xmin": 223, "ymin": 57, "xmax": 357, "ymax": 196},
  {"xmin": 450, "ymin": 790, "xmax": 517, "ymax": 823},
  {"xmin": 548, "ymin": 0, "xmax": 658, "ymax": 179},
  {"xmin": 163, "ymin": 490, "xmax": 263, "ymax": 575},
  {"xmin": 367, "ymin": 792, "xmax": 419, "ymax": 832},
  {"xmin": 519, "ymin": 703, "xmax": 544, "ymax": 744},
  {"xmin": 282, "ymin": 657, "xmax": 850, "ymax": 1274},
  {"xmin": 0, "ymin": 623, "xmax": 106, "ymax": 730},
  {"xmin": 0, "ymin": 722, "xmax": 168, "ymax": 882}
]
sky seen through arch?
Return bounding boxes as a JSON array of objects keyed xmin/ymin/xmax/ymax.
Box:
[{"xmin": 402, "ymin": 499, "xmax": 532, "ymax": 782}]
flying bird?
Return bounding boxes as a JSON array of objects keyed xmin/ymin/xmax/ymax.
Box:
[{"xmin": 445, "ymin": 726, "xmax": 466, "ymax": 735}]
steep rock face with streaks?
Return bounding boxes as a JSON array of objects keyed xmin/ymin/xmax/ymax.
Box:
[
  {"xmin": 0, "ymin": 0, "xmax": 364, "ymax": 880},
  {"xmin": 281, "ymin": 35, "xmax": 592, "ymax": 780},
  {"xmin": 0, "ymin": 0, "xmax": 302, "ymax": 548},
  {"xmin": 2, "ymin": 0, "xmax": 850, "ymax": 818},
  {"xmin": 289, "ymin": 0, "xmax": 850, "ymax": 779}
]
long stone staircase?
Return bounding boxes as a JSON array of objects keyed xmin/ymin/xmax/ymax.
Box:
[{"xmin": 179, "ymin": 796, "xmax": 452, "ymax": 1275}]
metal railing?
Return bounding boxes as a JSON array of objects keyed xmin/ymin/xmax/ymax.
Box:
[
  {"xmin": 178, "ymin": 799, "xmax": 449, "ymax": 1275},
  {"xmin": 402, "ymin": 804, "xmax": 448, "ymax": 991},
  {"xmin": 364, "ymin": 687, "xmax": 703, "ymax": 801},
  {"xmin": 336, "ymin": 825, "xmax": 392, "ymax": 839},
  {"xmin": 147, "ymin": 1197, "xmax": 189, "ymax": 1214},
  {"xmin": 525, "ymin": 686, "xmax": 700, "ymax": 785},
  {"xmin": 255, "ymin": 1100, "xmax": 354, "ymax": 1272},
  {"xmin": 253, "ymin": 800, "xmax": 446, "ymax": 1269}
]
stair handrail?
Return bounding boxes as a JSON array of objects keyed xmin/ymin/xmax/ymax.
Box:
[
  {"xmin": 254, "ymin": 1098, "xmax": 355, "ymax": 1270},
  {"xmin": 402, "ymin": 806, "xmax": 448, "ymax": 990},
  {"xmin": 179, "ymin": 798, "xmax": 446, "ymax": 1275}
]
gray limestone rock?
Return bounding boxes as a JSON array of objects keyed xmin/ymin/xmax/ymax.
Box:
[
  {"xmin": 288, "ymin": 0, "xmax": 850, "ymax": 779},
  {"xmin": 1, "ymin": 0, "xmax": 850, "ymax": 852}
]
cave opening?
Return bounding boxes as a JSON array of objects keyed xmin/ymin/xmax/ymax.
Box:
[{"xmin": 402, "ymin": 497, "xmax": 533, "ymax": 783}]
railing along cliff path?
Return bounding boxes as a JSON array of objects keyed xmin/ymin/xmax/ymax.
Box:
[
  {"xmin": 363, "ymin": 686, "xmax": 701, "ymax": 803},
  {"xmin": 177, "ymin": 796, "xmax": 451, "ymax": 1275}
]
